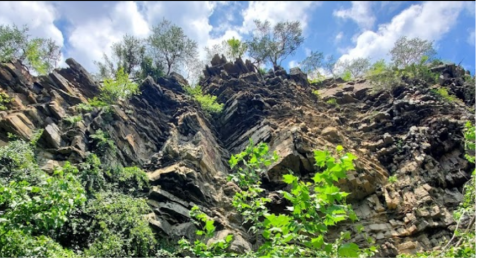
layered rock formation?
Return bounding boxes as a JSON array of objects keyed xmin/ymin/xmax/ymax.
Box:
[{"xmin": 0, "ymin": 56, "xmax": 475, "ymax": 257}]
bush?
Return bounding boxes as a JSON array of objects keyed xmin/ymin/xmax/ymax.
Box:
[
  {"xmin": 326, "ymin": 98, "xmax": 338, "ymax": 106},
  {"xmin": 0, "ymin": 140, "xmax": 86, "ymax": 257},
  {"xmin": 184, "ymin": 85, "xmax": 224, "ymax": 115},
  {"xmin": 0, "ymin": 229, "xmax": 77, "ymax": 258},
  {"xmin": 64, "ymin": 115, "xmax": 83, "ymax": 126},
  {"xmin": 80, "ymin": 192, "xmax": 157, "ymax": 257},
  {"xmin": 0, "ymin": 92, "xmax": 13, "ymax": 111},
  {"xmin": 431, "ymin": 87, "xmax": 458, "ymax": 103},
  {"xmin": 180, "ymin": 141, "xmax": 376, "ymax": 258},
  {"xmin": 99, "ymin": 67, "xmax": 140, "ymax": 104}
]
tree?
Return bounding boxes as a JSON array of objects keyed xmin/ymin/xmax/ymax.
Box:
[
  {"xmin": 300, "ymin": 50, "xmax": 324, "ymax": 77},
  {"xmin": 147, "ymin": 18, "xmax": 198, "ymax": 76},
  {"xmin": 323, "ymin": 55, "xmax": 338, "ymax": 80},
  {"xmin": 247, "ymin": 20, "xmax": 304, "ymax": 70},
  {"xmin": 337, "ymin": 57, "xmax": 370, "ymax": 79},
  {"xmin": 0, "ymin": 24, "xmax": 61, "ymax": 75},
  {"xmin": 95, "ymin": 34, "xmax": 147, "ymax": 79},
  {"xmin": 389, "ymin": 36, "xmax": 436, "ymax": 68},
  {"xmin": 204, "ymin": 41, "xmax": 229, "ymax": 64}
]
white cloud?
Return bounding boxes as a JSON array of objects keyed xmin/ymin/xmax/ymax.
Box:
[
  {"xmin": 338, "ymin": 1, "xmax": 468, "ymax": 63},
  {"xmin": 0, "ymin": 2, "xmax": 66, "ymax": 66},
  {"xmin": 288, "ymin": 60, "xmax": 299, "ymax": 69},
  {"xmin": 467, "ymin": 29, "xmax": 475, "ymax": 46},
  {"xmin": 240, "ymin": 1, "xmax": 320, "ymax": 34},
  {"xmin": 334, "ymin": 2, "xmax": 376, "ymax": 30},
  {"xmin": 335, "ymin": 32, "xmax": 344, "ymax": 42},
  {"xmin": 66, "ymin": 1, "xmax": 150, "ymax": 72}
]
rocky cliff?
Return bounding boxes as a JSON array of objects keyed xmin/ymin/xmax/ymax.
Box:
[{"xmin": 0, "ymin": 56, "xmax": 475, "ymax": 257}]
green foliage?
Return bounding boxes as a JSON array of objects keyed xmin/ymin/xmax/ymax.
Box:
[
  {"xmin": 63, "ymin": 115, "xmax": 83, "ymax": 126},
  {"xmin": 182, "ymin": 141, "xmax": 376, "ymax": 258},
  {"xmin": 0, "ymin": 24, "xmax": 60, "ymax": 75},
  {"xmin": 312, "ymin": 89, "xmax": 321, "ymax": 97},
  {"xmin": 87, "ymin": 97, "xmax": 109, "ymax": 108},
  {"xmin": 338, "ymin": 57, "xmax": 370, "ymax": 79},
  {"xmin": 257, "ymin": 67, "xmax": 267, "ymax": 75},
  {"xmin": 400, "ymin": 55, "xmax": 439, "ymax": 84},
  {"xmin": 76, "ymin": 102, "xmax": 94, "ymax": 112},
  {"xmin": 89, "ymin": 129, "xmax": 116, "ymax": 156},
  {"xmin": 326, "ymin": 98, "xmax": 339, "ymax": 106},
  {"xmin": 99, "ymin": 67, "xmax": 140, "ymax": 104},
  {"xmin": 390, "ymin": 36, "xmax": 436, "ymax": 68},
  {"xmin": 341, "ymin": 70, "xmax": 352, "ymax": 81},
  {"xmin": 139, "ymin": 56, "xmax": 164, "ymax": 81},
  {"xmin": 0, "ymin": 229, "xmax": 77, "ymax": 257},
  {"xmin": 388, "ymin": 175, "xmax": 398, "ymax": 184},
  {"xmin": 81, "ymin": 192, "xmax": 157, "ymax": 257},
  {"xmin": 147, "ymin": 18, "xmax": 198, "ymax": 75},
  {"xmin": 184, "ymin": 85, "xmax": 224, "ymax": 115},
  {"xmin": 226, "ymin": 37, "xmax": 248, "ymax": 60},
  {"xmin": 431, "ymin": 87, "xmax": 459, "ymax": 103},
  {"xmin": 247, "ymin": 20, "xmax": 304, "ymax": 68},
  {"xmin": 308, "ymin": 72, "xmax": 327, "ymax": 85},
  {"xmin": 300, "ymin": 50, "xmax": 324, "ymax": 76},
  {"xmin": 0, "ymin": 92, "xmax": 13, "ymax": 111},
  {"xmin": 107, "ymin": 166, "xmax": 150, "ymax": 193},
  {"xmin": 0, "ymin": 140, "xmax": 86, "ymax": 257},
  {"xmin": 95, "ymin": 34, "xmax": 146, "ymax": 79}
]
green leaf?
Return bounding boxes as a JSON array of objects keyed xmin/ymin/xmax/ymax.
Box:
[
  {"xmin": 283, "ymin": 174, "xmax": 296, "ymax": 184},
  {"xmin": 338, "ymin": 243, "xmax": 360, "ymax": 258}
]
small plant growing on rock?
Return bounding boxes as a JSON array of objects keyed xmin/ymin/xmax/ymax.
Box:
[
  {"xmin": 63, "ymin": 115, "xmax": 83, "ymax": 126},
  {"xmin": 183, "ymin": 85, "xmax": 224, "ymax": 115},
  {"xmin": 431, "ymin": 87, "xmax": 459, "ymax": 103},
  {"xmin": 89, "ymin": 129, "xmax": 116, "ymax": 156},
  {"xmin": 0, "ymin": 92, "xmax": 13, "ymax": 111},
  {"xmin": 388, "ymin": 175, "xmax": 398, "ymax": 184},
  {"xmin": 326, "ymin": 98, "xmax": 339, "ymax": 106}
]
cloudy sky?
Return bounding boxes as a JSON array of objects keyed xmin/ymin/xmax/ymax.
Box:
[{"xmin": 0, "ymin": 1, "xmax": 476, "ymax": 77}]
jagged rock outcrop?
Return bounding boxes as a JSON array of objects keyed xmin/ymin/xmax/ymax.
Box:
[{"xmin": 0, "ymin": 57, "xmax": 475, "ymax": 257}]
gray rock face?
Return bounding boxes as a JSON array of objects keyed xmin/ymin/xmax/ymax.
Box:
[{"xmin": 0, "ymin": 57, "xmax": 475, "ymax": 257}]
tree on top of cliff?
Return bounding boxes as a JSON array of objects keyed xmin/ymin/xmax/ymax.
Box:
[
  {"xmin": 147, "ymin": 18, "xmax": 198, "ymax": 76},
  {"xmin": 0, "ymin": 24, "xmax": 61, "ymax": 75},
  {"xmin": 95, "ymin": 34, "xmax": 147, "ymax": 80},
  {"xmin": 390, "ymin": 36, "xmax": 437, "ymax": 69},
  {"xmin": 247, "ymin": 20, "xmax": 304, "ymax": 70}
]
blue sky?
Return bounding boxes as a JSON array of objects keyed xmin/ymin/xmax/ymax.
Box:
[{"xmin": 0, "ymin": 1, "xmax": 476, "ymax": 79}]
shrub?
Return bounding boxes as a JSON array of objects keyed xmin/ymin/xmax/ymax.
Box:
[
  {"xmin": 64, "ymin": 115, "xmax": 83, "ymax": 126},
  {"xmin": 180, "ymin": 141, "xmax": 376, "ymax": 258},
  {"xmin": 89, "ymin": 129, "xmax": 116, "ymax": 156},
  {"xmin": 107, "ymin": 166, "xmax": 150, "ymax": 193},
  {"xmin": 431, "ymin": 87, "xmax": 458, "ymax": 103},
  {"xmin": 77, "ymin": 102, "xmax": 94, "ymax": 112},
  {"xmin": 0, "ymin": 229, "xmax": 77, "ymax": 258},
  {"xmin": 80, "ymin": 192, "xmax": 157, "ymax": 257},
  {"xmin": 184, "ymin": 85, "xmax": 224, "ymax": 115},
  {"xmin": 0, "ymin": 92, "xmax": 13, "ymax": 111},
  {"xmin": 0, "ymin": 140, "xmax": 86, "ymax": 257},
  {"xmin": 341, "ymin": 70, "xmax": 352, "ymax": 81},
  {"xmin": 99, "ymin": 67, "xmax": 140, "ymax": 104},
  {"xmin": 326, "ymin": 98, "xmax": 338, "ymax": 106}
]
